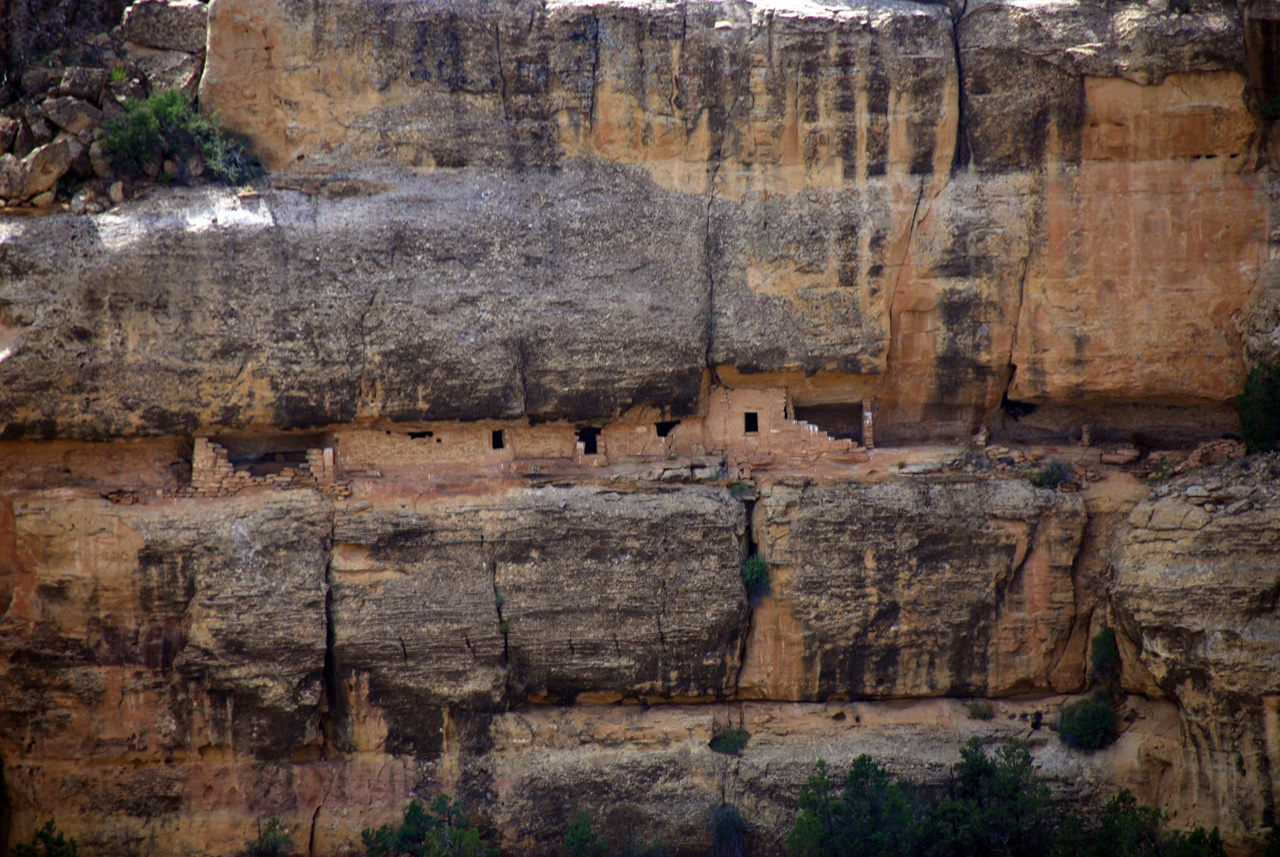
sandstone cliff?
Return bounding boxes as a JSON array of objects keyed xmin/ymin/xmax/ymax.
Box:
[{"xmin": 2, "ymin": 0, "xmax": 1279, "ymax": 855}]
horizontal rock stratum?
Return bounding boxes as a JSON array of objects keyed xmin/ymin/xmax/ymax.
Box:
[
  {"xmin": 0, "ymin": 0, "xmax": 1275, "ymax": 444},
  {"xmin": 2, "ymin": 0, "xmax": 1280, "ymax": 855}
]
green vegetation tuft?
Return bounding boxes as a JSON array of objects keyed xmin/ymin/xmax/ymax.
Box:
[
  {"xmin": 965, "ymin": 700, "xmax": 995, "ymax": 721},
  {"xmin": 362, "ymin": 795, "xmax": 496, "ymax": 857},
  {"xmin": 561, "ymin": 811, "xmax": 606, "ymax": 857},
  {"xmin": 1237, "ymin": 357, "xmax": 1280, "ymax": 455},
  {"xmin": 13, "ymin": 820, "xmax": 78, "ymax": 857},
  {"xmin": 1265, "ymin": 825, "xmax": 1280, "ymax": 857},
  {"xmin": 709, "ymin": 725, "xmax": 751, "ymax": 755},
  {"xmin": 244, "ymin": 818, "xmax": 293, "ymax": 857},
  {"xmin": 709, "ymin": 804, "xmax": 746, "ymax": 857},
  {"xmin": 617, "ymin": 831, "xmax": 666, "ymax": 857},
  {"xmin": 1059, "ymin": 693, "xmax": 1118, "ymax": 751},
  {"xmin": 1146, "ymin": 459, "xmax": 1174, "ymax": 486},
  {"xmin": 786, "ymin": 741, "xmax": 1227, "ymax": 857},
  {"xmin": 1029, "ymin": 461, "xmax": 1071, "ymax": 490},
  {"xmin": 103, "ymin": 90, "xmax": 262, "ymax": 184},
  {"xmin": 741, "ymin": 553, "xmax": 769, "ymax": 601},
  {"xmin": 1089, "ymin": 627, "xmax": 1121, "ymax": 683}
]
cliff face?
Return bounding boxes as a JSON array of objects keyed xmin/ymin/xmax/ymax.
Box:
[
  {"xmin": 1, "ymin": 0, "xmax": 1274, "ymax": 443},
  {"xmin": 2, "ymin": 0, "xmax": 1279, "ymax": 855}
]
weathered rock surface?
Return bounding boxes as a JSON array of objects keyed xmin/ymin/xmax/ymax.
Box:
[
  {"xmin": 330, "ymin": 482, "xmax": 748, "ymax": 752},
  {"xmin": 0, "ymin": 173, "xmax": 707, "ymax": 438},
  {"xmin": 0, "ymin": 0, "xmax": 1270, "ymax": 440},
  {"xmin": 121, "ymin": 0, "xmax": 208, "ymax": 55},
  {"xmin": 741, "ymin": 478, "xmax": 1087, "ymax": 700},
  {"xmin": 1112, "ymin": 455, "xmax": 1280, "ymax": 845}
]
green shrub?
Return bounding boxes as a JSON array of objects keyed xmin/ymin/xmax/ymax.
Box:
[
  {"xmin": 728, "ymin": 480, "xmax": 755, "ymax": 498},
  {"xmin": 927, "ymin": 738, "xmax": 1058, "ymax": 857},
  {"xmin": 1055, "ymin": 790, "xmax": 1229, "ymax": 857},
  {"xmin": 617, "ymin": 831, "xmax": 666, "ymax": 857},
  {"xmin": 1029, "ymin": 461, "xmax": 1071, "ymax": 490},
  {"xmin": 110, "ymin": 66, "xmax": 127, "ymax": 83},
  {"xmin": 1264, "ymin": 824, "xmax": 1280, "ymax": 857},
  {"xmin": 362, "ymin": 795, "xmax": 496, "ymax": 857},
  {"xmin": 965, "ymin": 700, "xmax": 995, "ymax": 721},
  {"xmin": 1256, "ymin": 92, "xmax": 1280, "ymax": 121},
  {"xmin": 561, "ymin": 811, "xmax": 606, "ymax": 857},
  {"xmin": 1059, "ymin": 694, "xmax": 1118, "ymax": 750},
  {"xmin": 709, "ymin": 725, "xmax": 750, "ymax": 755},
  {"xmin": 741, "ymin": 553, "xmax": 769, "ymax": 601},
  {"xmin": 1237, "ymin": 357, "xmax": 1280, "ymax": 455},
  {"xmin": 787, "ymin": 756, "xmax": 919, "ymax": 857},
  {"xmin": 244, "ymin": 818, "xmax": 293, "ymax": 857},
  {"xmin": 1089, "ymin": 628, "xmax": 1121, "ymax": 683},
  {"xmin": 709, "ymin": 804, "xmax": 746, "ymax": 857},
  {"xmin": 784, "ymin": 746, "xmax": 1231, "ymax": 857},
  {"xmin": 1165, "ymin": 825, "xmax": 1228, "ymax": 857},
  {"xmin": 13, "ymin": 820, "xmax": 78, "ymax": 857},
  {"xmin": 103, "ymin": 90, "xmax": 262, "ymax": 184},
  {"xmin": 1146, "ymin": 459, "xmax": 1174, "ymax": 486}
]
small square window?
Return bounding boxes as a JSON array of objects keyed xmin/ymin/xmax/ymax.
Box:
[
  {"xmin": 491, "ymin": 430, "xmax": 505, "ymax": 450},
  {"xmin": 744, "ymin": 412, "xmax": 759, "ymax": 434}
]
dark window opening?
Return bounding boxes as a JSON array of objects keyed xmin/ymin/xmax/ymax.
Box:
[
  {"xmin": 1001, "ymin": 393, "xmax": 1037, "ymax": 421},
  {"xmin": 793, "ymin": 403, "xmax": 864, "ymax": 442},
  {"xmin": 655, "ymin": 421, "xmax": 678, "ymax": 438},
  {"xmin": 577, "ymin": 427, "xmax": 601, "ymax": 455},
  {"xmin": 491, "ymin": 430, "xmax": 505, "ymax": 450},
  {"xmin": 744, "ymin": 412, "xmax": 759, "ymax": 434},
  {"xmin": 212, "ymin": 432, "xmax": 328, "ymax": 477},
  {"xmin": 408, "ymin": 430, "xmax": 434, "ymax": 440}
]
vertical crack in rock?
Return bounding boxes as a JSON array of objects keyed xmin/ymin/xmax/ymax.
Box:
[
  {"xmin": 949, "ymin": 0, "xmax": 972, "ymax": 172},
  {"xmin": 512, "ymin": 339, "xmax": 530, "ymax": 418},
  {"xmin": 881, "ymin": 177, "xmax": 928, "ymax": 385},
  {"xmin": 657, "ymin": 574, "xmax": 668, "ymax": 655},
  {"xmin": 493, "ymin": 23, "xmax": 510, "ymax": 122},
  {"xmin": 356, "ymin": 288, "xmax": 378, "ymax": 415},
  {"xmin": 587, "ymin": 14, "xmax": 600, "ymax": 133},
  {"xmin": 1047, "ymin": 538, "xmax": 1092, "ymax": 688},
  {"xmin": 732, "ymin": 496, "xmax": 758, "ymax": 695},
  {"xmin": 702, "ymin": 28, "xmax": 749, "ymax": 373},
  {"xmin": 308, "ymin": 803, "xmax": 322, "ymax": 857},
  {"xmin": 320, "ymin": 498, "xmax": 338, "ymax": 753},
  {"xmin": 999, "ymin": 252, "xmax": 1032, "ymax": 423},
  {"xmin": 490, "ymin": 557, "xmax": 508, "ymax": 667}
]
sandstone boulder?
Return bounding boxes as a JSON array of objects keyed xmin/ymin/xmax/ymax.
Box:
[
  {"xmin": 0, "ymin": 153, "xmax": 24, "ymax": 199},
  {"xmin": 127, "ymin": 46, "xmax": 202, "ymax": 97},
  {"xmin": 58, "ymin": 66, "xmax": 110, "ymax": 101},
  {"xmin": 40, "ymin": 96, "xmax": 102, "ymax": 135},
  {"xmin": 15, "ymin": 136, "xmax": 81, "ymax": 200},
  {"xmin": 0, "ymin": 115, "xmax": 17, "ymax": 152},
  {"xmin": 122, "ymin": 0, "xmax": 209, "ymax": 55}
]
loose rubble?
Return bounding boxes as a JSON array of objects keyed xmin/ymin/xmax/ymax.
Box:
[{"xmin": 0, "ymin": 0, "xmax": 212, "ymax": 213}]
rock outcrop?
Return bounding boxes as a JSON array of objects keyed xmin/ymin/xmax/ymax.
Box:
[{"xmin": 1112, "ymin": 454, "xmax": 1280, "ymax": 840}]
